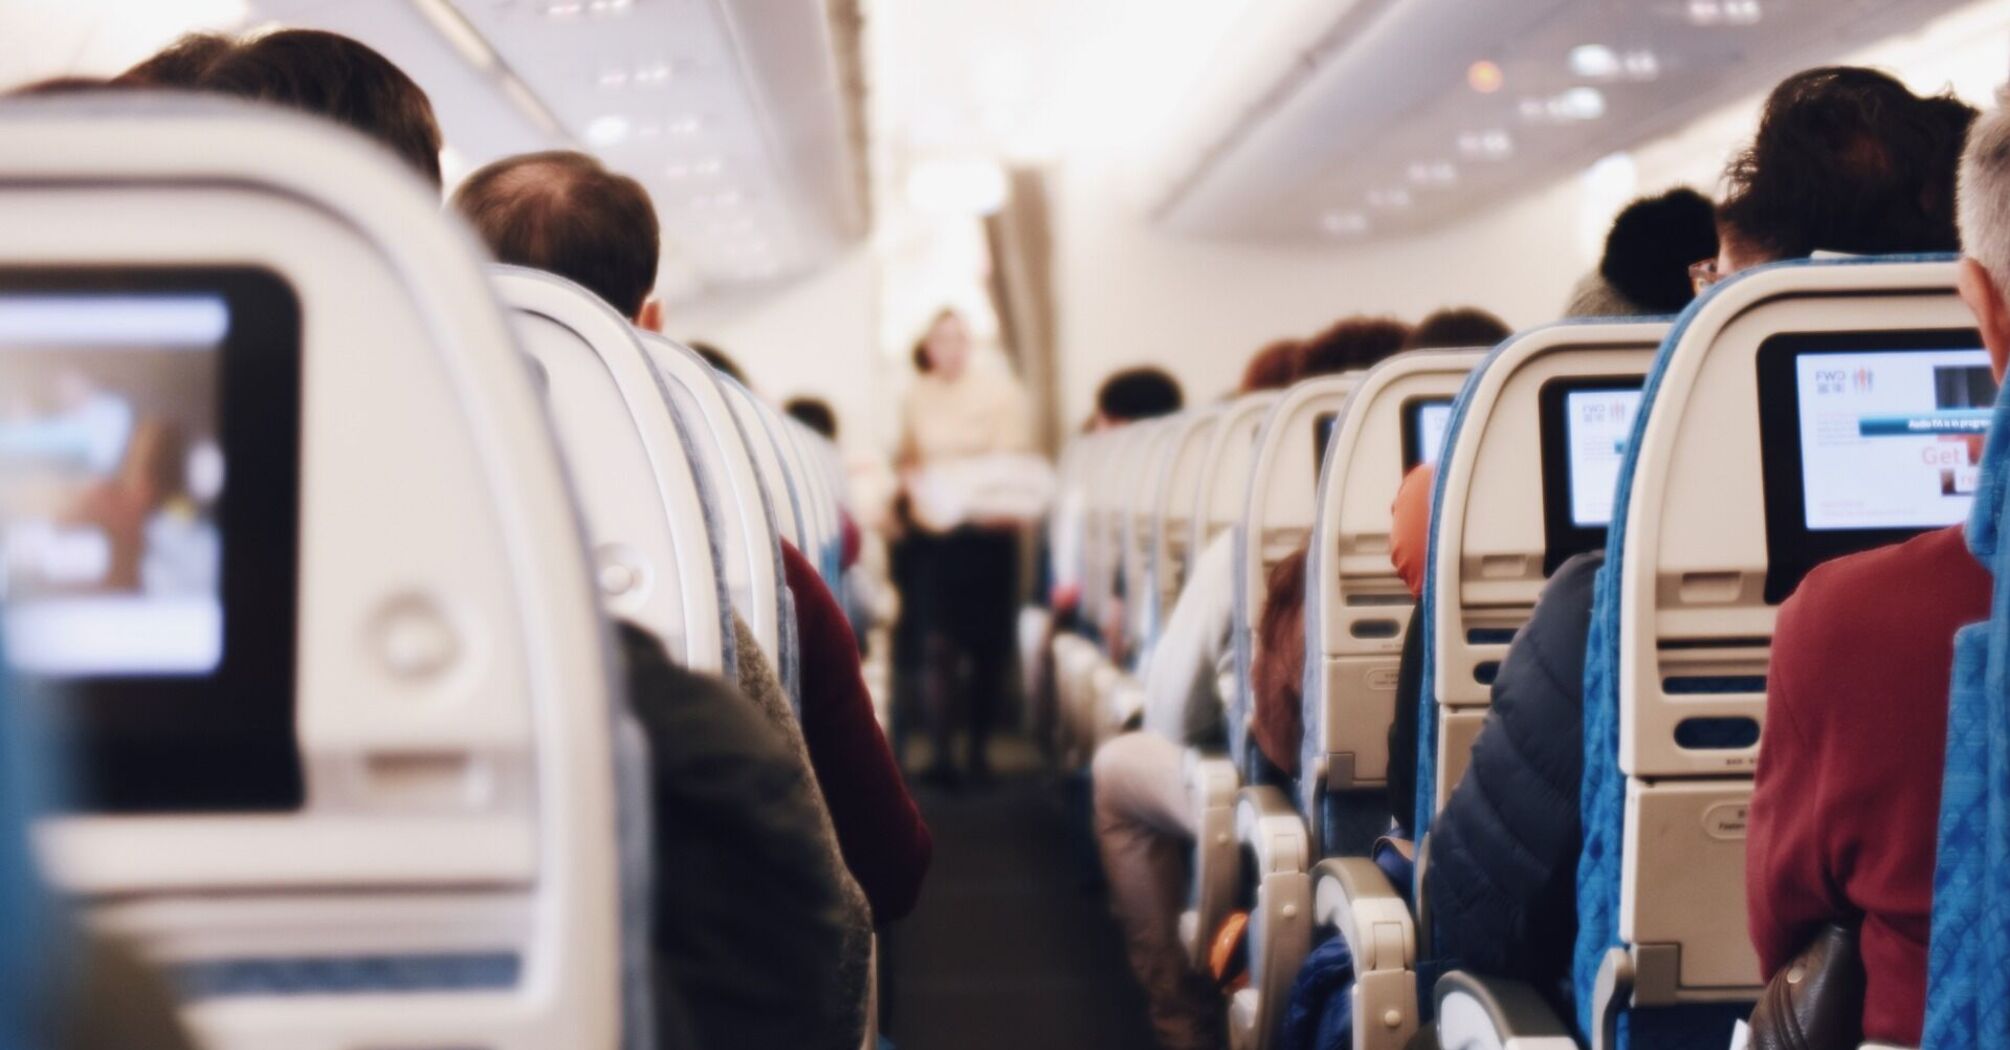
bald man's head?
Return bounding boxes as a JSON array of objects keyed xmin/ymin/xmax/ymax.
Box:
[{"xmin": 452, "ymin": 150, "xmax": 660, "ymax": 320}]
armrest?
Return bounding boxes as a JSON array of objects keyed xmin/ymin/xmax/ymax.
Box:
[
  {"xmin": 1235, "ymin": 784, "xmax": 1310, "ymax": 876},
  {"xmin": 1184, "ymin": 751, "xmax": 1239, "ymax": 810},
  {"xmin": 1315, "ymin": 858, "xmax": 1419, "ymax": 1050},
  {"xmin": 1434, "ymin": 971, "xmax": 1580, "ymax": 1049},
  {"xmin": 1311, "ymin": 858, "xmax": 1413, "ymax": 973}
]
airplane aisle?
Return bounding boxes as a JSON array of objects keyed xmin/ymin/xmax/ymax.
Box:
[{"xmin": 893, "ymin": 736, "xmax": 1158, "ymax": 1050}]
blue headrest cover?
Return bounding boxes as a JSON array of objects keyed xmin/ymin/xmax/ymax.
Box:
[{"xmin": 1575, "ymin": 254, "xmax": 1955, "ymax": 1046}]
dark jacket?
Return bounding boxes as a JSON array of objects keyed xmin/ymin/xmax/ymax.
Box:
[
  {"xmin": 619, "ymin": 622, "xmax": 861, "ymax": 1050},
  {"xmin": 1425, "ymin": 551, "xmax": 1600, "ymax": 991},
  {"xmin": 780, "ymin": 542, "xmax": 933, "ymax": 921}
]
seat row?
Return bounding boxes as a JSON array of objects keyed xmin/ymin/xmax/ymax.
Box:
[
  {"xmin": 1051, "ymin": 255, "xmax": 1997, "ymax": 1050},
  {"xmin": 0, "ymin": 97, "xmax": 862, "ymax": 1050}
]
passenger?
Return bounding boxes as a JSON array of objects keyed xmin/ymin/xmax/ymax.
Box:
[
  {"xmin": 195, "ymin": 29, "xmax": 444, "ymax": 189},
  {"xmin": 1564, "ymin": 187, "xmax": 1719, "ymax": 316},
  {"xmin": 1092, "ymin": 318, "xmax": 1407, "ymax": 1050},
  {"xmin": 786, "ymin": 395, "xmax": 839, "ymax": 440},
  {"xmin": 1096, "ymin": 366, "xmax": 1185, "ymax": 426},
  {"xmin": 115, "ymin": 32, "xmax": 233, "ymax": 87},
  {"xmin": 1401, "ymin": 307, "xmax": 1511, "ymax": 352},
  {"xmin": 452, "ymin": 148, "xmax": 931, "ymax": 923},
  {"xmin": 1417, "ymin": 66, "xmax": 1975, "ymax": 1031},
  {"xmin": 1745, "ymin": 79, "xmax": 1993, "ymax": 1047},
  {"xmin": 895, "ymin": 308, "xmax": 1033, "ymax": 787},
  {"xmin": 690, "ymin": 340, "xmax": 750, "ymax": 386},
  {"xmin": 1240, "ymin": 339, "xmax": 1302, "ymax": 393}
]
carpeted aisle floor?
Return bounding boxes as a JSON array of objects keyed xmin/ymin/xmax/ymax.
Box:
[{"xmin": 886, "ymin": 738, "xmax": 1159, "ymax": 1050}]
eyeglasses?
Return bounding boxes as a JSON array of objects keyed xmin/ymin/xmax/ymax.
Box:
[{"xmin": 1689, "ymin": 258, "xmax": 1723, "ymax": 296}]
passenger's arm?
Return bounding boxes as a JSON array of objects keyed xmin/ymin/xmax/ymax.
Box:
[
  {"xmin": 1745, "ymin": 595, "xmax": 1842, "ymax": 980},
  {"xmin": 1140, "ymin": 532, "xmax": 1234, "ymax": 746},
  {"xmin": 781, "ymin": 543, "xmax": 934, "ymax": 922},
  {"xmin": 1424, "ymin": 554, "xmax": 1599, "ymax": 980}
]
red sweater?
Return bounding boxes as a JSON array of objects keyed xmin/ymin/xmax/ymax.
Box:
[
  {"xmin": 1748, "ymin": 525, "xmax": 1989, "ymax": 1045},
  {"xmin": 780, "ymin": 542, "xmax": 933, "ymax": 921}
]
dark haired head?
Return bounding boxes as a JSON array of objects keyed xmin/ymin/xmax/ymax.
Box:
[
  {"xmin": 690, "ymin": 341, "xmax": 747, "ymax": 386},
  {"xmin": 1095, "ymin": 367, "xmax": 1184, "ymax": 423},
  {"xmin": 1600, "ymin": 187, "xmax": 1719, "ymax": 313},
  {"xmin": 785, "ymin": 397, "xmax": 839, "ymax": 440},
  {"xmin": 1719, "ymin": 66, "xmax": 1975, "ymax": 264},
  {"xmin": 1404, "ymin": 307, "xmax": 1511, "ymax": 350},
  {"xmin": 1298, "ymin": 317, "xmax": 1410, "ymax": 378},
  {"xmin": 452, "ymin": 150, "xmax": 660, "ymax": 319},
  {"xmin": 6, "ymin": 77, "xmax": 113, "ymax": 97},
  {"xmin": 1239, "ymin": 339, "xmax": 1301, "ymax": 393},
  {"xmin": 200, "ymin": 29, "xmax": 443, "ymax": 188},
  {"xmin": 118, "ymin": 33, "xmax": 235, "ymax": 88}
]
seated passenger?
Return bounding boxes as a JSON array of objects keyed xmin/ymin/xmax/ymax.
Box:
[
  {"xmin": 1092, "ymin": 318, "xmax": 1407, "ymax": 1050},
  {"xmin": 450, "ymin": 148, "xmax": 931, "ymax": 922},
  {"xmin": 1414, "ymin": 66, "xmax": 1972, "ymax": 1031},
  {"xmin": 114, "ymin": 32, "xmax": 232, "ymax": 87},
  {"xmin": 195, "ymin": 30, "xmax": 445, "ymax": 190},
  {"xmin": 1564, "ymin": 187, "xmax": 1719, "ymax": 317},
  {"xmin": 1746, "ymin": 72, "xmax": 1988, "ymax": 1047}
]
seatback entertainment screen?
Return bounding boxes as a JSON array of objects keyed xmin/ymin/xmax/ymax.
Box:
[
  {"xmin": 1539, "ymin": 376, "xmax": 1646, "ymax": 574},
  {"xmin": 1792, "ymin": 349, "xmax": 1992, "ymax": 530},
  {"xmin": 1, "ymin": 294, "xmax": 226, "ymax": 676},
  {"xmin": 0, "ymin": 268, "xmax": 303, "ymax": 813},
  {"xmin": 1404, "ymin": 398, "xmax": 1453, "ymax": 471},
  {"xmin": 1757, "ymin": 330, "xmax": 1995, "ymax": 603}
]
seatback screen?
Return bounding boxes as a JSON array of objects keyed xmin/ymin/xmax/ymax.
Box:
[
  {"xmin": 1757, "ymin": 330, "xmax": 1993, "ymax": 603},
  {"xmin": 1793, "ymin": 349, "xmax": 1992, "ymax": 530},
  {"xmin": 0, "ymin": 268, "xmax": 303, "ymax": 813},
  {"xmin": 2, "ymin": 296, "xmax": 226, "ymax": 675},
  {"xmin": 1539, "ymin": 376, "xmax": 1646, "ymax": 575},
  {"xmin": 1403, "ymin": 399, "xmax": 1454, "ymax": 470},
  {"xmin": 1563, "ymin": 388, "xmax": 1641, "ymax": 528},
  {"xmin": 1312, "ymin": 411, "xmax": 1336, "ymax": 484}
]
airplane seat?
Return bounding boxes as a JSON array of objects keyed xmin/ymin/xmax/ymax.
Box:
[
  {"xmin": 1303, "ymin": 350, "xmax": 1480, "ymax": 861},
  {"xmin": 1085, "ymin": 418, "xmax": 1183, "ymax": 743},
  {"xmin": 1436, "ymin": 259, "xmax": 1975, "ymax": 1050},
  {"xmin": 716, "ymin": 377, "xmax": 806, "ymax": 702},
  {"xmin": 1176, "ymin": 391, "xmax": 1280, "ymax": 966},
  {"xmin": 640, "ymin": 332, "xmax": 791, "ymax": 668},
  {"xmin": 1122, "ymin": 416, "xmax": 1185, "ymax": 663},
  {"xmin": 1924, "ymin": 314, "xmax": 2010, "ymax": 1049},
  {"xmin": 1152, "ymin": 406, "xmax": 1227, "ymax": 645},
  {"xmin": 1404, "ymin": 319, "xmax": 1665, "ymax": 1048},
  {"xmin": 1224, "ymin": 372, "xmax": 1360, "ymax": 1050},
  {"xmin": 491, "ymin": 266, "xmax": 731, "ymax": 676},
  {"xmin": 0, "ymin": 96, "xmax": 634, "ymax": 1049}
]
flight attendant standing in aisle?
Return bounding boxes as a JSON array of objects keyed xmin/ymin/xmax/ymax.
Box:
[{"xmin": 896, "ymin": 308, "xmax": 1036, "ymax": 788}]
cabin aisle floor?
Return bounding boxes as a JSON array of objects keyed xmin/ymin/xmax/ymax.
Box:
[{"xmin": 890, "ymin": 735, "xmax": 1160, "ymax": 1050}]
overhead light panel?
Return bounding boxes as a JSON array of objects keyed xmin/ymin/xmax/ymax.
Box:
[
  {"xmin": 1687, "ymin": 0, "xmax": 1761, "ymax": 26},
  {"xmin": 1368, "ymin": 188, "xmax": 1413, "ymax": 210},
  {"xmin": 1407, "ymin": 161, "xmax": 1459, "ymax": 187},
  {"xmin": 1521, "ymin": 87, "xmax": 1607, "ymax": 123},
  {"xmin": 1457, "ymin": 130, "xmax": 1514, "ymax": 160},
  {"xmin": 1320, "ymin": 210, "xmax": 1369, "ymax": 236},
  {"xmin": 1569, "ymin": 44, "xmax": 1660, "ymax": 81},
  {"xmin": 584, "ymin": 114, "xmax": 631, "ymax": 146}
]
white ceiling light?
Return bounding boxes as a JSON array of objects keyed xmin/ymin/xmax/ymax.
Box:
[
  {"xmin": 1407, "ymin": 160, "xmax": 1459, "ymax": 187},
  {"xmin": 1457, "ymin": 129, "xmax": 1515, "ymax": 160},
  {"xmin": 1554, "ymin": 86, "xmax": 1607, "ymax": 120},
  {"xmin": 1320, "ymin": 210, "xmax": 1369, "ymax": 236},
  {"xmin": 666, "ymin": 115, "xmax": 703, "ymax": 136},
  {"xmin": 1622, "ymin": 50, "xmax": 1661, "ymax": 79},
  {"xmin": 1687, "ymin": 0, "xmax": 1762, "ymax": 26},
  {"xmin": 905, "ymin": 158, "xmax": 1009, "ymax": 216},
  {"xmin": 544, "ymin": 1, "xmax": 583, "ymax": 18},
  {"xmin": 1368, "ymin": 188, "xmax": 1413, "ymax": 210},
  {"xmin": 1569, "ymin": 44, "xmax": 1619, "ymax": 79},
  {"xmin": 584, "ymin": 114, "xmax": 631, "ymax": 146}
]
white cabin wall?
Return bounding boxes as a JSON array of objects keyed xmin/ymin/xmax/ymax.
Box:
[
  {"xmin": 1048, "ymin": 165, "xmax": 1592, "ymax": 428},
  {"xmin": 670, "ymin": 245, "xmax": 892, "ymax": 452}
]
